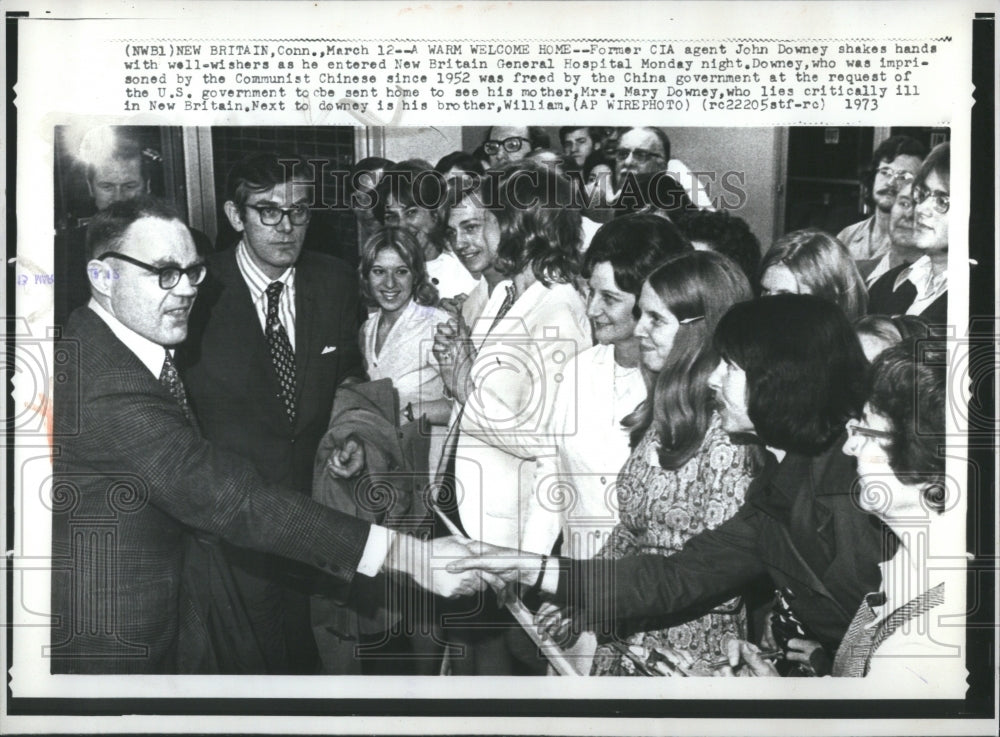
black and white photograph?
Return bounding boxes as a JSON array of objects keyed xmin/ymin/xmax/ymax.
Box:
[{"xmin": 3, "ymin": 2, "xmax": 996, "ymax": 736}]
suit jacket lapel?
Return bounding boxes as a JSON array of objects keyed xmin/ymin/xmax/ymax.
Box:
[
  {"xmin": 292, "ymin": 264, "xmax": 316, "ymax": 421},
  {"xmin": 211, "ymin": 250, "xmax": 288, "ymax": 428}
]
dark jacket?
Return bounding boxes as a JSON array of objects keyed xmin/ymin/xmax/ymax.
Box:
[
  {"xmin": 867, "ymin": 263, "xmax": 948, "ymax": 328},
  {"xmin": 560, "ymin": 441, "xmax": 892, "ymax": 652},
  {"xmin": 51, "ymin": 307, "xmax": 371, "ymax": 673}
]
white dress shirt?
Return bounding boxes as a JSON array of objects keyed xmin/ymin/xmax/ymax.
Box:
[{"xmin": 891, "ymin": 254, "xmax": 948, "ymax": 315}]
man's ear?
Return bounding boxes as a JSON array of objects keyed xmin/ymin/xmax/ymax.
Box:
[
  {"xmin": 223, "ymin": 201, "xmax": 245, "ymax": 233},
  {"xmin": 143, "ymin": 178, "xmax": 151, "ymax": 195},
  {"xmin": 86, "ymin": 258, "xmax": 116, "ymax": 299}
]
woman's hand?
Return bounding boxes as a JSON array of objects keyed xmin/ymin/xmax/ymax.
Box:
[
  {"xmin": 534, "ymin": 601, "xmax": 578, "ymax": 648},
  {"xmin": 718, "ymin": 639, "xmax": 781, "ymax": 677}
]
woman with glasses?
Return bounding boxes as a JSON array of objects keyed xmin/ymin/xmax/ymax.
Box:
[
  {"xmin": 727, "ymin": 341, "xmax": 964, "ymax": 693},
  {"xmin": 375, "ymin": 160, "xmax": 477, "ymax": 301},
  {"xmin": 868, "ymin": 142, "xmax": 950, "ymax": 329},
  {"xmin": 758, "ymin": 228, "xmax": 868, "ymax": 321}
]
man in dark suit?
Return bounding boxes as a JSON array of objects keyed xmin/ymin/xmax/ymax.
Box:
[
  {"xmin": 176, "ymin": 153, "xmax": 366, "ymax": 674},
  {"xmin": 50, "ymin": 197, "xmax": 481, "ymax": 674}
]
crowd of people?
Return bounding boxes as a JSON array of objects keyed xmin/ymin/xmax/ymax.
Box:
[{"xmin": 51, "ymin": 125, "xmax": 960, "ymax": 686}]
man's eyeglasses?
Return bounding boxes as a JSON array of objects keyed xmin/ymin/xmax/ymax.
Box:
[
  {"xmin": 245, "ymin": 203, "xmax": 311, "ymax": 226},
  {"xmin": 912, "ymin": 186, "xmax": 950, "ymax": 214},
  {"xmin": 845, "ymin": 420, "xmax": 894, "ymax": 442},
  {"xmin": 875, "ymin": 166, "xmax": 916, "ymax": 184},
  {"xmin": 98, "ymin": 252, "xmax": 207, "ymax": 290},
  {"xmin": 483, "ymin": 137, "xmax": 531, "ymax": 156},
  {"xmin": 612, "ymin": 147, "xmax": 665, "ymax": 164}
]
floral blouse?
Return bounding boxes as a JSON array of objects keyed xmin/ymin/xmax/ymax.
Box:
[{"xmin": 591, "ymin": 411, "xmax": 756, "ymax": 676}]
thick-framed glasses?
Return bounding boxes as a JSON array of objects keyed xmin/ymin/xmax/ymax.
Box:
[
  {"xmin": 98, "ymin": 252, "xmax": 207, "ymax": 289},
  {"xmin": 875, "ymin": 166, "xmax": 916, "ymax": 184},
  {"xmin": 912, "ymin": 186, "xmax": 950, "ymax": 214},
  {"xmin": 483, "ymin": 136, "xmax": 530, "ymax": 155},
  {"xmin": 612, "ymin": 147, "xmax": 665, "ymax": 164},
  {"xmin": 245, "ymin": 203, "xmax": 311, "ymax": 226},
  {"xmin": 845, "ymin": 420, "xmax": 894, "ymax": 442}
]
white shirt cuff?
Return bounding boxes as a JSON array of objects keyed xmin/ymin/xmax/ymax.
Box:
[
  {"xmin": 540, "ymin": 556, "xmax": 559, "ymax": 595},
  {"xmin": 356, "ymin": 525, "xmax": 394, "ymax": 577}
]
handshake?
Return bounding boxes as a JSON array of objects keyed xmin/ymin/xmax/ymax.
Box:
[{"xmin": 384, "ymin": 534, "xmax": 553, "ymax": 600}]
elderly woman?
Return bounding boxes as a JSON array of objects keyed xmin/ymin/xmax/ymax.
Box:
[
  {"xmin": 456, "ymin": 295, "xmax": 891, "ymax": 676},
  {"xmin": 758, "ymin": 228, "xmax": 868, "ymax": 321},
  {"xmin": 833, "ymin": 341, "xmax": 962, "ymax": 684}
]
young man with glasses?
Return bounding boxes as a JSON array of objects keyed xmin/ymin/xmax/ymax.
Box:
[
  {"xmin": 868, "ymin": 142, "xmax": 950, "ymax": 329},
  {"xmin": 837, "ymin": 135, "xmax": 927, "ymax": 262},
  {"xmin": 177, "ymin": 152, "xmax": 367, "ymax": 674}
]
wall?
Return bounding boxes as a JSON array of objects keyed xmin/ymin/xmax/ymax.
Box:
[
  {"xmin": 667, "ymin": 127, "xmax": 781, "ymax": 248},
  {"xmin": 381, "ymin": 126, "xmax": 464, "ymax": 165}
]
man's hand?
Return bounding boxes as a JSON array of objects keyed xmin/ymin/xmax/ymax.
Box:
[
  {"xmin": 327, "ymin": 437, "xmax": 365, "ymax": 478},
  {"xmin": 445, "ymin": 539, "xmax": 547, "ymax": 591},
  {"xmin": 385, "ymin": 534, "xmax": 490, "ymax": 598},
  {"xmin": 535, "ymin": 601, "xmax": 578, "ymax": 648},
  {"xmin": 432, "ymin": 317, "xmax": 475, "ymax": 405}
]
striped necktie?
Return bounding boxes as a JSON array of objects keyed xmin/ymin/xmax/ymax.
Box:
[{"xmin": 265, "ymin": 281, "xmax": 297, "ymax": 425}]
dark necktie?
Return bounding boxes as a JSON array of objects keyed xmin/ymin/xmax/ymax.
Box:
[
  {"xmin": 434, "ymin": 282, "xmax": 518, "ymax": 527},
  {"xmin": 159, "ymin": 349, "xmax": 195, "ymax": 425},
  {"xmin": 488, "ymin": 283, "xmax": 517, "ymax": 333},
  {"xmin": 265, "ymin": 281, "xmax": 297, "ymax": 425}
]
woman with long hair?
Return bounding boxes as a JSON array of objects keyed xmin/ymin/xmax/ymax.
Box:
[
  {"xmin": 759, "ymin": 228, "xmax": 868, "ymax": 320},
  {"xmin": 358, "ymin": 227, "xmax": 452, "ymax": 467},
  {"xmin": 588, "ymin": 250, "xmax": 758, "ymax": 675}
]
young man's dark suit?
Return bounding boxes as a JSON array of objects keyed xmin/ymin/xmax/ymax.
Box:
[
  {"xmin": 178, "ymin": 246, "xmax": 365, "ymax": 673},
  {"xmin": 51, "ymin": 307, "xmax": 371, "ymax": 674}
]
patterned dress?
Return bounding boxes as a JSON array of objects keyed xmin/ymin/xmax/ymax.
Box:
[{"xmin": 591, "ymin": 411, "xmax": 756, "ymax": 676}]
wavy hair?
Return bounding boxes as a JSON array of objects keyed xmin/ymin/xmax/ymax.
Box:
[
  {"xmin": 358, "ymin": 226, "xmax": 438, "ymax": 307},
  {"xmin": 713, "ymin": 294, "xmax": 869, "ymax": 455},
  {"xmin": 582, "ymin": 213, "xmax": 692, "ymax": 318},
  {"xmin": 866, "ymin": 341, "xmax": 947, "ymax": 510},
  {"xmin": 493, "ymin": 162, "xmax": 582, "ymax": 285},
  {"xmin": 759, "ymin": 228, "xmax": 868, "ymax": 321},
  {"xmin": 625, "ymin": 250, "xmax": 753, "ymax": 469}
]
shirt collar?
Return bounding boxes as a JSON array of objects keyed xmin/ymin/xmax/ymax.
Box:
[
  {"xmin": 235, "ymin": 239, "xmax": 296, "ymax": 303},
  {"xmin": 88, "ymin": 298, "xmax": 169, "ymax": 378},
  {"xmin": 892, "ymin": 254, "xmax": 947, "ymax": 298}
]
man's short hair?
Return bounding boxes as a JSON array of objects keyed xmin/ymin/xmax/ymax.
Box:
[
  {"xmin": 865, "ymin": 135, "xmax": 927, "ymax": 192},
  {"xmin": 713, "ymin": 294, "xmax": 869, "ymax": 454},
  {"xmin": 623, "ymin": 126, "xmax": 672, "ymax": 162},
  {"xmin": 85, "ymin": 196, "xmax": 181, "ymax": 260},
  {"xmin": 678, "ymin": 210, "xmax": 762, "ymax": 283},
  {"xmin": 225, "ymin": 152, "xmax": 314, "ymax": 210},
  {"xmin": 435, "ymin": 151, "xmax": 486, "ymax": 177}
]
